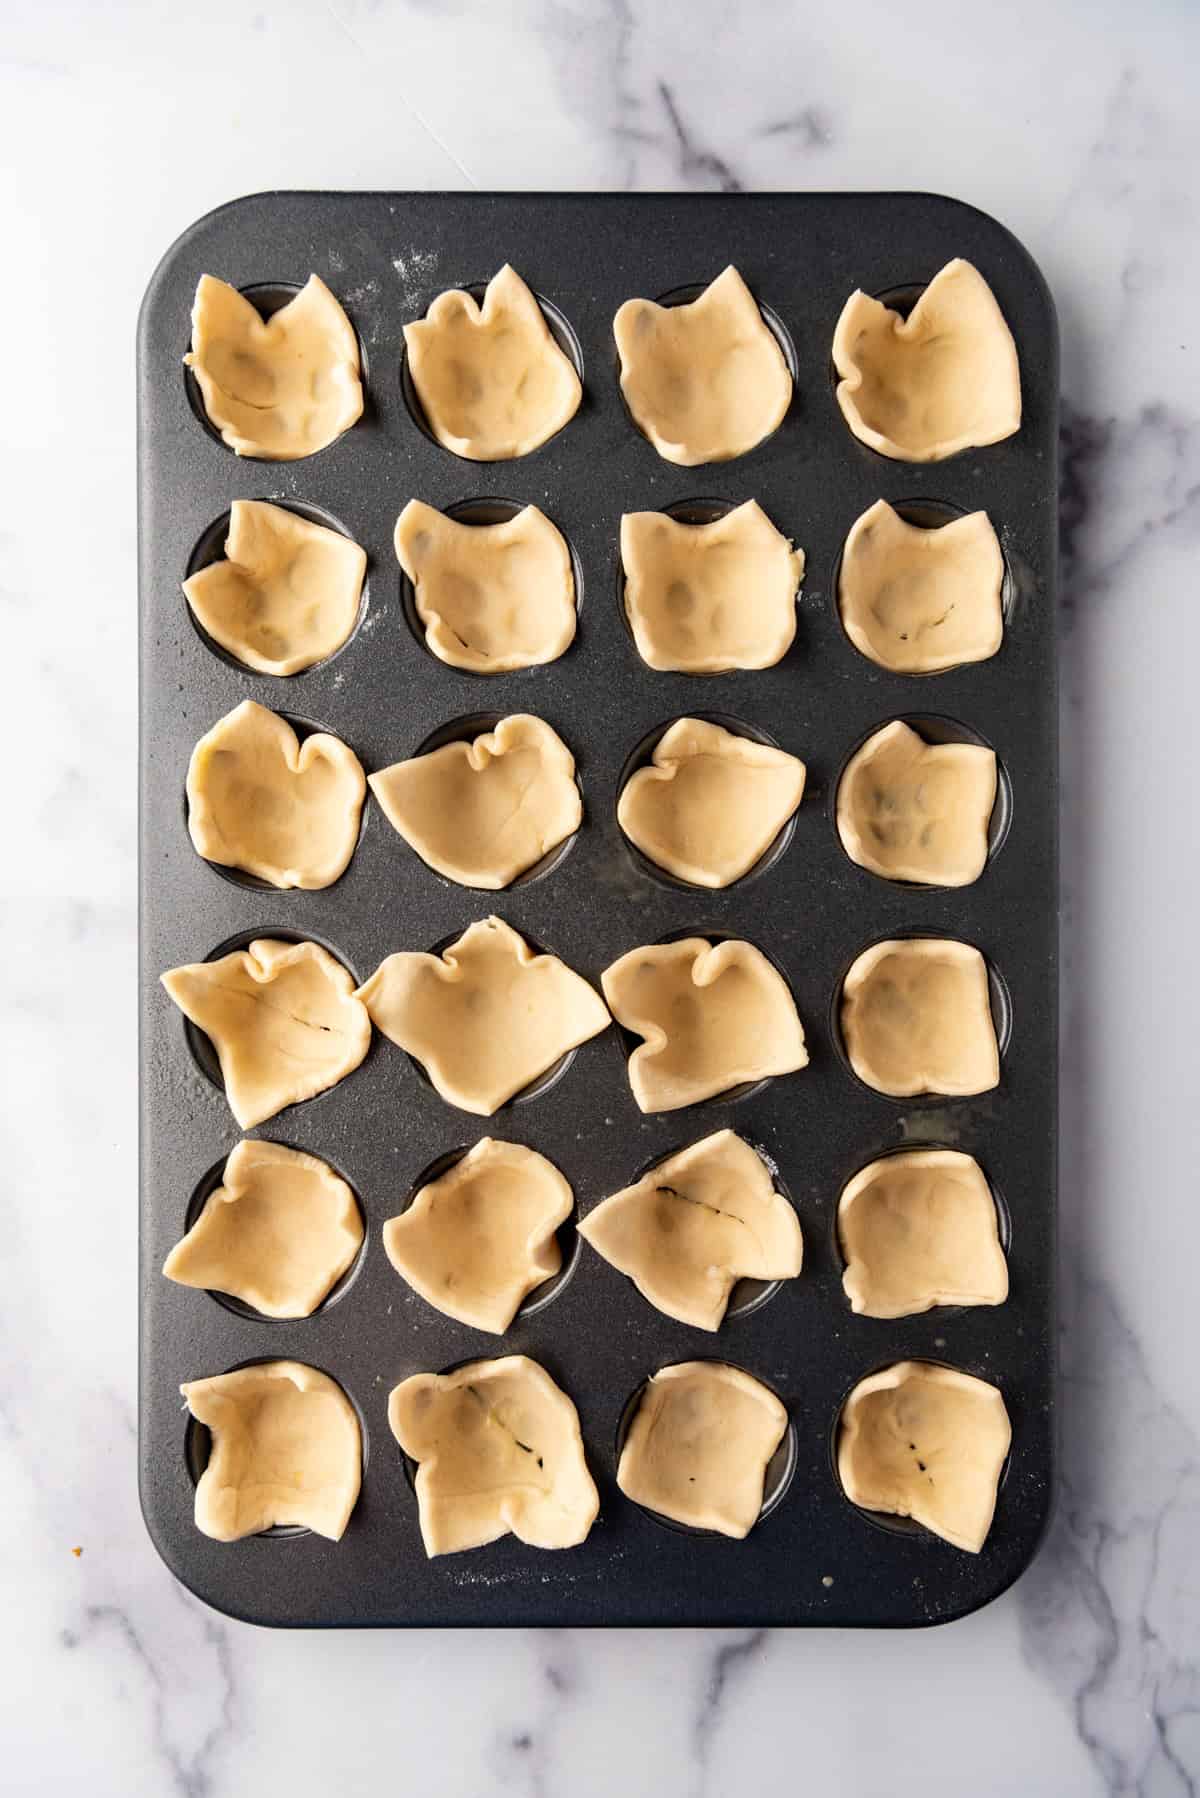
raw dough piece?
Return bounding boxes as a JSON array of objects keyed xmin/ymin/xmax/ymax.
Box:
[
  {"xmin": 395, "ymin": 499, "xmax": 576, "ymax": 673},
  {"xmin": 836, "ymin": 720, "xmax": 997, "ymax": 887},
  {"xmin": 164, "ymin": 1140, "xmax": 362, "ymax": 1318},
  {"xmin": 185, "ymin": 273, "xmax": 363, "ymax": 460},
  {"xmin": 614, "ymin": 266, "xmax": 792, "ymax": 464},
  {"xmin": 182, "ymin": 1361, "xmax": 361, "ymax": 1541},
  {"xmin": 389, "ymin": 1355, "xmax": 599, "ymax": 1555},
  {"xmin": 187, "ymin": 700, "xmax": 366, "ymax": 890},
  {"xmin": 832, "ymin": 259, "xmax": 1021, "ymax": 461},
  {"xmin": 840, "ymin": 938, "xmax": 1000, "ymax": 1098},
  {"xmin": 580, "ymin": 1130, "xmax": 802, "ymax": 1331},
  {"xmin": 182, "ymin": 499, "xmax": 366, "ymax": 676},
  {"xmin": 618, "ymin": 1361, "xmax": 788, "ymax": 1537},
  {"xmin": 837, "ymin": 1361, "xmax": 1011, "ymax": 1552},
  {"xmin": 618, "ymin": 717, "xmax": 805, "ymax": 888},
  {"xmin": 384, "ymin": 1138, "xmax": 572, "ymax": 1333},
  {"xmin": 602, "ymin": 937, "xmax": 807, "ymax": 1114},
  {"xmin": 838, "ymin": 1149, "xmax": 1008, "ymax": 1318},
  {"xmin": 403, "ymin": 265, "xmax": 581, "ymax": 460},
  {"xmin": 161, "ymin": 938, "xmax": 371, "ymax": 1129},
  {"xmin": 357, "ymin": 917, "xmax": 610, "ymax": 1115},
  {"xmin": 370, "ymin": 715, "xmax": 581, "ymax": 889},
  {"xmin": 622, "ymin": 501, "xmax": 803, "ymax": 673},
  {"xmin": 838, "ymin": 500, "xmax": 1004, "ymax": 674}
]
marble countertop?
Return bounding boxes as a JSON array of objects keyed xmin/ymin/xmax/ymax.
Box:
[{"xmin": 3, "ymin": 0, "xmax": 1198, "ymax": 1791}]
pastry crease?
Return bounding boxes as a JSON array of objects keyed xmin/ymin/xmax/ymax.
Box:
[{"xmin": 389, "ymin": 1356, "xmax": 598, "ymax": 1555}]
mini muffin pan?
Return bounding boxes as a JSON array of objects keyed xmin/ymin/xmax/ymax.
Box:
[{"xmin": 138, "ymin": 191, "xmax": 1057, "ymax": 1627}]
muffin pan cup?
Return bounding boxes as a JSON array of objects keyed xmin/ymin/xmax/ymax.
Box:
[{"xmin": 138, "ymin": 191, "xmax": 1057, "ymax": 1627}]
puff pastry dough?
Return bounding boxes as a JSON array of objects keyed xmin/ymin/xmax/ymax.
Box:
[
  {"xmin": 618, "ymin": 717, "xmax": 804, "ymax": 888},
  {"xmin": 161, "ymin": 938, "xmax": 371, "ymax": 1128},
  {"xmin": 404, "ymin": 265, "xmax": 581, "ymax": 460},
  {"xmin": 165, "ymin": 1139, "xmax": 362, "ymax": 1318},
  {"xmin": 182, "ymin": 1361, "xmax": 361, "ymax": 1541},
  {"xmin": 389, "ymin": 1356, "xmax": 599, "ymax": 1555},
  {"xmin": 602, "ymin": 937, "xmax": 807, "ymax": 1113},
  {"xmin": 622, "ymin": 501, "xmax": 803, "ymax": 673},
  {"xmin": 580, "ymin": 1130, "xmax": 802, "ymax": 1330},
  {"xmin": 182, "ymin": 500, "xmax": 366, "ymax": 676},
  {"xmin": 836, "ymin": 720, "xmax": 997, "ymax": 887},
  {"xmin": 395, "ymin": 499, "xmax": 576, "ymax": 673},
  {"xmin": 838, "ymin": 1149, "xmax": 1008, "ymax": 1318},
  {"xmin": 838, "ymin": 500, "xmax": 1004, "ymax": 674},
  {"xmin": 370, "ymin": 715, "xmax": 581, "ymax": 889},
  {"xmin": 187, "ymin": 700, "xmax": 366, "ymax": 890},
  {"xmin": 358, "ymin": 917, "xmax": 610, "ymax": 1115},
  {"xmin": 618, "ymin": 1361, "xmax": 788, "ymax": 1537},
  {"xmin": 614, "ymin": 266, "xmax": 792, "ymax": 464},
  {"xmin": 841, "ymin": 938, "xmax": 1000, "ymax": 1098},
  {"xmin": 384, "ymin": 1138, "xmax": 572, "ymax": 1333},
  {"xmin": 832, "ymin": 259, "xmax": 1021, "ymax": 461},
  {"xmin": 185, "ymin": 273, "xmax": 363, "ymax": 460},
  {"xmin": 838, "ymin": 1361, "xmax": 1011, "ymax": 1552}
]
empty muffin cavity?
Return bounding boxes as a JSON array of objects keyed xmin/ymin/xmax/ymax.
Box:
[{"xmin": 617, "ymin": 714, "xmax": 803, "ymax": 890}]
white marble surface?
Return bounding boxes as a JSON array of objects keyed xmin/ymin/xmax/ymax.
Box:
[{"xmin": 2, "ymin": 0, "xmax": 1198, "ymax": 1791}]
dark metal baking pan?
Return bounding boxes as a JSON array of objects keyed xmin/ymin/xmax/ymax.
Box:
[{"xmin": 138, "ymin": 190, "xmax": 1057, "ymax": 1627}]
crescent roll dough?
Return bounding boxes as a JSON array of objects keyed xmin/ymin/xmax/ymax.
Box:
[
  {"xmin": 182, "ymin": 499, "xmax": 365, "ymax": 676},
  {"xmin": 618, "ymin": 717, "xmax": 805, "ymax": 888},
  {"xmin": 838, "ymin": 1361, "xmax": 1011, "ymax": 1552},
  {"xmin": 403, "ymin": 265, "xmax": 581, "ymax": 460},
  {"xmin": 389, "ymin": 1356, "xmax": 598, "ymax": 1555},
  {"xmin": 186, "ymin": 700, "xmax": 365, "ymax": 891},
  {"xmin": 840, "ymin": 938, "xmax": 1000, "ymax": 1098},
  {"xmin": 384, "ymin": 1139, "xmax": 572, "ymax": 1333},
  {"xmin": 369, "ymin": 715, "xmax": 580, "ymax": 889},
  {"xmin": 614, "ymin": 266, "xmax": 792, "ymax": 464},
  {"xmin": 185, "ymin": 273, "xmax": 362, "ymax": 459},
  {"xmin": 161, "ymin": 938, "xmax": 371, "ymax": 1128},
  {"xmin": 618, "ymin": 1361, "xmax": 789, "ymax": 1537},
  {"xmin": 164, "ymin": 1140, "xmax": 362, "ymax": 1318},
  {"xmin": 580, "ymin": 1130, "xmax": 802, "ymax": 1330},
  {"xmin": 182, "ymin": 1361, "xmax": 362, "ymax": 1541},
  {"xmin": 602, "ymin": 936, "xmax": 807, "ymax": 1113},
  {"xmin": 832, "ymin": 259, "xmax": 1020, "ymax": 461},
  {"xmin": 357, "ymin": 917, "xmax": 610, "ymax": 1115}
]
